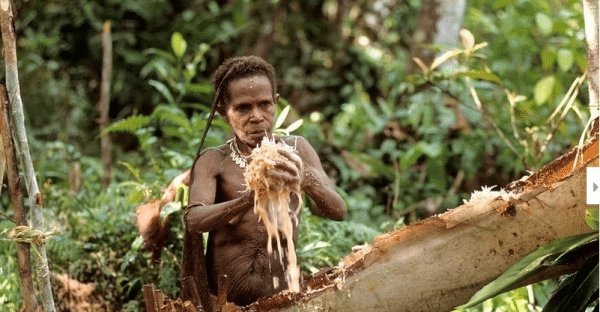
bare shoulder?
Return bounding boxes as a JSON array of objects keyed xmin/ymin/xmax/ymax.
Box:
[
  {"xmin": 192, "ymin": 144, "xmax": 229, "ymax": 176},
  {"xmin": 282, "ymin": 135, "xmax": 313, "ymax": 153},
  {"xmin": 281, "ymin": 135, "xmax": 321, "ymax": 166}
]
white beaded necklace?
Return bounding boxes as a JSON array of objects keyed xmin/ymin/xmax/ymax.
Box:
[
  {"xmin": 227, "ymin": 136, "xmax": 297, "ymax": 169},
  {"xmin": 228, "ymin": 137, "xmax": 249, "ymax": 168}
]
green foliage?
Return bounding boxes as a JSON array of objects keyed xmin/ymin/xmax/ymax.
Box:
[
  {"xmin": 298, "ymin": 207, "xmax": 381, "ymax": 274},
  {"xmin": 0, "ymin": 220, "xmax": 22, "ymax": 310},
  {"xmin": 459, "ymin": 232, "xmax": 598, "ymax": 309},
  {"xmin": 459, "ymin": 208, "xmax": 599, "ymax": 311},
  {"xmin": 586, "ymin": 208, "xmax": 599, "ymax": 231},
  {"xmin": 455, "ymin": 283, "xmax": 553, "ymax": 312},
  {"xmin": 0, "ymin": 0, "xmax": 592, "ymax": 309},
  {"xmin": 543, "ymin": 256, "xmax": 598, "ymax": 312}
]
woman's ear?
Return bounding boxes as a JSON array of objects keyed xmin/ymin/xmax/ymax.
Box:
[
  {"xmin": 219, "ymin": 110, "xmax": 229, "ymax": 123},
  {"xmin": 275, "ymin": 93, "xmax": 280, "ymax": 103},
  {"xmin": 216, "ymin": 103, "xmax": 228, "ymax": 121}
]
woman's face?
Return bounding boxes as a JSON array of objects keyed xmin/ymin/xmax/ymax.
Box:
[{"xmin": 224, "ymin": 75, "xmax": 277, "ymax": 149}]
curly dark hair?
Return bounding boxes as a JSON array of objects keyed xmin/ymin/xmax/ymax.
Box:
[{"xmin": 212, "ymin": 55, "xmax": 277, "ymax": 114}]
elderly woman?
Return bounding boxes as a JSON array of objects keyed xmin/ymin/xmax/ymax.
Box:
[{"xmin": 182, "ymin": 56, "xmax": 346, "ymax": 308}]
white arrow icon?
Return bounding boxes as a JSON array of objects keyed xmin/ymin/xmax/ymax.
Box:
[{"xmin": 588, "ymin": 168, "xmax": 600, "ymax": 204}]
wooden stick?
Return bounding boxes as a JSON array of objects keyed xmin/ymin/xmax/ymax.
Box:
[
  {"xmin": 0, "ymin": 1, "xmax": 56, "ymax": 311},
  {"xmin": 181, "ymin": 275, "xmax": 203, "ymax": 311},
  {"xmin": 98, "ymin": 21, "xmax": 113, "ymax": 188},
  {"xmin": 0, "ymin": 84, "xmax": 38, "ymax": 311},
  {"xmin": 154, "ymin": 289, "xmax": 165, "ymax": 308},
  {"xmin": 143, "ymin": 284, "xmax": 158, "ymax": 312},
  {"xmin": 216, "ymin": 274, "xmax": 228, "ymax": 311}
]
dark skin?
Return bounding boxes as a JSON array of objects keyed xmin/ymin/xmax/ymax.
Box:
[{"xmin": 185, "ymin": 75, "xmax": 346, "ymax": 306}]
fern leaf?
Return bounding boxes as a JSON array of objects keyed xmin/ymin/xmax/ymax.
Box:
[{"xmin": 103, "ymin": 115, "xmax": 152, "ymax": 135}]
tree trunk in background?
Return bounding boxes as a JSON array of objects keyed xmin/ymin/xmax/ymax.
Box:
[
  {"xmin": 245, "ymin": 137, "xmax": 598, "ymax": 312},
  {"xmin": 583, "ymin": 0, "xmax": 599, "ymax": 107},
  {"xmin": 409, "ymin": 0, "xmax": 467, "ymax": 72},
  {"xmin": 583, "ymin": 0, "xmax": 599, "ymax": 136},
  {"xmin": 432, "ymin": 0, "xmax": 467, "ymax": 53},
  {"xmin": 0, "ymin": 1, "xmax": 56, "ymax": 310},
  {"xmin": 98, "ymin": 21, "xmax": 113, "ymax": 188},
  {"xmin": 254, "ymin": 6, "xmax": 282, "ymax": 59}
]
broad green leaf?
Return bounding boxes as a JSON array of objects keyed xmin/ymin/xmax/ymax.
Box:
[
  {"xmin": 176, "ymin": 184, "xmax": 189, "ymax": 206},
  {"xmin": 358, "ymin": 97, "xmax": 386, "ymax": 131},
  {"xmin": 185, "ymin": 82, "xmax": 213, "ymax": 95},
  {"xmin": 557, "ymin": 49, "xmax": 574, "ymax": 72},
  {"xmin": 131, "ymin": 235, "xmax": 144, "ymax": 250},
  {"xmin": 541, "ymin": 48, "xmax": 556, "ymax": 70},
  {"xmin": 419, "ymin": 142, "xmax": 443, "ymax": 158},
  {"xmin": 585, "ymin": 208, "xmax": 599, "ymax": 231},
  {"xmin": 534, "ymin": 75, "xmax": 556, "ymax": 105},
  {"xmin": 140, "ymin": 58, "xmax": 173, "ymax": 80},
  {"xmin": 543, "ymin": 256, "xmax": 598, "ymax": 312},
  {"xmin": 143, "ymin": 48, "xmax": 176, "ymax": 63},
  {"xmin": 160, "ymin": 202, "xmax": 182, "ymax": 221},
  {"xmin": 171, "ymin": 32, "xmax": 187, "ymax": 58},
  {"xmin": 536, "ymin": 13, "xmax": 553, "ymax": 36},
  {"xmin": 149, "ymin": 80, "xmax": 175, "ymax": 104},
  {"xmin": 399, "ymin": 147, "xmax": 423, "ymax": 170},
  {"xmin": 427, "ymin": 158, "xmax": 447, "ymax": 191},
  {"xmin": 575, "ymin": 52, "xmax": 588, "ymax": 71},
  {"xmin": 376, "ymin": 98, "xmax": 393, "ymax": 118},
  {"xmin": 275, "ymin": 105, "xmax": 290, "ymax": 129},
  {"xmin": 459, "ymin": 232, "xmax": 598, "ymax": 308}
]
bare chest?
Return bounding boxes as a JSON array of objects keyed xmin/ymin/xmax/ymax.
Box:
[{"xmin": 215, "ymin": 160, "xmax": 247, "ymax": 201}]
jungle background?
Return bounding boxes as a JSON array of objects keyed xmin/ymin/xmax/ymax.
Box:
[{"xmin": 0, "ymin": 0, "xmax": 594, "ymax": 310}]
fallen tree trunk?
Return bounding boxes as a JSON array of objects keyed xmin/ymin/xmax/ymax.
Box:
[
  {"xmin": 141, "ymin": 138, "xmax": 597, "ymax": 311},
  {"xmin": 245, "ymin": 137, "xmax": 598, "ymax": 312}
]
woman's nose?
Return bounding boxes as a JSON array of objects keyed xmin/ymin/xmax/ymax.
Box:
[{"xmin": 249, "ymin": 108, "xmax": 263, "ymax": 122}]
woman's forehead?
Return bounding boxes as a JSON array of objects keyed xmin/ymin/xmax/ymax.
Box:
[
  {"xmin": 226, "ymin": 75, "xmax": 274, "ymax": 101},
  {"xmin": 228, "ymin": 75, "xmax": 272, "ymax": 92}
]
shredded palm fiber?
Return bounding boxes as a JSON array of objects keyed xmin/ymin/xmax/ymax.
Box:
[{"xmin": 244, "ymin": 136, "xmax": 302, "ymax": 292}]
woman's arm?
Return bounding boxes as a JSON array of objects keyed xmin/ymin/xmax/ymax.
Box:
[
  {"xmin": 184, "ymin": 148, "xmax": 254, "ymax": 233},
  {"xmin": 292, "ymin": 136, "xmax": 347, "ymax": 221}
]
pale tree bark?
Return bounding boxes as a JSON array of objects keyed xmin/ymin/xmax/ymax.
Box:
[
  {"xmin": 432, "ymin": 0, "xmax": 467, "ymax": 51},
  {"xmin": 0, "ymin": 85, "xmax": 38, "ymax": 311},
  {"xmin": 98, "ymin": 21, "xmax": 113, "ymax": 188},
  {"xmin": 0, "ymin": 1, "xmax": 56, "ymax": 311},
  {"xmin": 583, "ymin": 0, "xmax": 599, "ymax": 109},
  {"xmin": 409, "ymin": 0, "xmax": 467, "ymax": 72},
  {"xmin": 409, "ymin": 0, "xmax": 470, "ymax": 133},
  {"xmin": 583, "ymin": 0, "xmax": 599, "ymax": 137},
  {"xmin": 243, "ymin": 137, "xmax": 598, "ymax": 312}
]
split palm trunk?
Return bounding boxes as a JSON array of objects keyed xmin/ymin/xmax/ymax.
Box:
[{"xmin": 245, "ymin": 137, "xmax": 598, "ymax": 312}]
